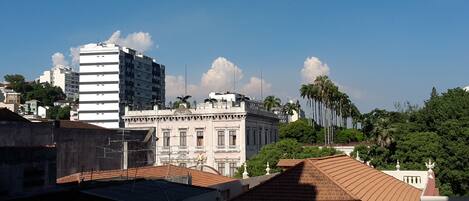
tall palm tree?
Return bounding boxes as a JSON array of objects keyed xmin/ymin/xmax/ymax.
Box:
[
  {"xmin": 174, "ymin": 95, "xmax": 192, "ymax": 108},
  {"xmin": 263, "ymin": 96, "xmax": 281, "ymax": 111},
  {"xmin": 177, "ymin": 95, "xmax": 192, "ymax": 103},
  {"xmin": 371, "ymin": 118, "xmax": 395, "ymax": 148},
  {"xmin": 300, "ymin": 75, "xmax": 361, "ymax": 145},
  {"xmin": 282, "ymin": 102, "xmax": 299, "ymax": 115}
]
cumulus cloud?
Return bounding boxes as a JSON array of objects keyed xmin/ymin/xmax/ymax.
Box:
[
  {"xmin": 165, "ymin": 57, "xmax": 273, "ymax": 101},
  {"xmin": 105, "ymin": 30, "xmax": 153, "ymax": 52},
  {"xmin": 51, "ymin": 52, "xmax": 69, "ymax": 67},
  {"xmin": 69, "ymin": 46, "xmax": 81, "ymax": 66},
  {"xmin": 300, "ymin": 56, "xmax": 330, "ymax": 83},
  {"xmin": 241, "ymin": 76, "xmax": 272, "ymax": 98},
  {"xmin": 201, "ymin": 57, "xmax": 243, "ymax": 92},
  {"xmin": 165, "ymin": 75, "xmax": 199, "ymax": 97}
]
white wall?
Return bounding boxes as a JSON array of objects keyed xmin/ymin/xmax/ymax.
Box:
[
  {"xmin": 80, "ymin": 74, "xmax": 119, "ymax": 83},
  {"xmin": 80, "ymin": 54, "xmax": 119, "ymax": 64},
  {"xmin": 80, "ymin": 65, "xmax": 119, "ymax": 73},
  {"xmin": 80, "ymin": 83, "xmax": 119, "ymax": 92},
  {"xmin": 79, "ymin": 102, "xmax": 119, "ymax": 111},
  {"xmin": 124, "ymin": 101, "xmax": 279, "ymax": 177},
  {"xmin": 79, "ymin": 112, "xmax": 119, "ymax": 120}
]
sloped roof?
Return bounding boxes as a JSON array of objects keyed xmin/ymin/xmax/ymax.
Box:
[
  {"xmin": 276, "ymin": 159, "xmax": 303, "ymax": 168},
  {"xmin": 0, "ymin": 108, "xmax": 30, "ymax": 122},
  {"xmin": 57, "ymin": 165, "xmax": 237, "ymax": 187},
  {"xmin": 233, "ymin": 155, "xmax": 422, "ymax": 201},
  {"xmin": 82, "ymin": 179, "xmax": 216, "ymax": 201}
]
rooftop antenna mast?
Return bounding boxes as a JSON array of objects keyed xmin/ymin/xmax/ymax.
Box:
[
  {"xmin": 233, "ymin": 64, "xmax": 236, "ymax": 92},
  {"xmin": 184, "ymin": 64, "xmax": 187, "ymax": 96},
  {"xmin": 260, "ymin": 68, "xmax": 263, "ymax": 100}
]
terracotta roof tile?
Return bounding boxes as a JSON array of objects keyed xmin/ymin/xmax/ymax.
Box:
[
  {"xmin": 232, "ymin": 154, "xmax": 422, "ymax": 201},
  {"xmin": 276, "ymin": 159, "xmax": 303, "ymax": 168},
  {"xmin": 57, "ymin": 165, "xmax": 237, "ymax": 187}
]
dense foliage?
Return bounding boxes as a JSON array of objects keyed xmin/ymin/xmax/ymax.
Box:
[
  {"xmin": 355, "ymin": 88, "xmax": 469, "ymax": 196},
  {"xmin": 235, "ymin": 139, "xmax": 341, "ymax": 178},
  {"xmin": 47, "ymin": 106, "xmax": 71, "ymax": 120},
  {"xmin": 279, "ymin": 118, "xmax": 364, "ymax": 145},
  {"xmin": 4, "ymin": 74, "xmax": 65, "ymax": 106},
  {"xmin": 279, "ymin": 119, "xmax": 318, "ymax": 144},
  {"xmin": 300, "ymin": 76, "xmax": 361, "ymax": 145}
]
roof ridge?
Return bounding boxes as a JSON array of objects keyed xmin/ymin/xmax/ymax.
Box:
[
  {"xmin": 308, "ymin": 153, "xmax": 348, "ymax": 161},
  {"xmin": 229, "ymin": 161, "xmax": 306, "ymax": 201},
  {"xmin": 310, "ymin": 155, "xmax": 422, "ymax": 199},
  {"xmin": 306, "ymin": 158, "xmax": 361, "ymax": 200}
]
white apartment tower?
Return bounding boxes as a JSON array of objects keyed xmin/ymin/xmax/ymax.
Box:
[
  {"xmin": 39, "ymin": 65, "xmax": 79, "ymax": 99},
  {"xmin": 78, "ymin": 43, "xmax": 165, "ymax": 128}
]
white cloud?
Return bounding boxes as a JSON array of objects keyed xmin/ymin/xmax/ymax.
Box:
[
  {"xmin": 464, "ymin": 86, "xmax": 469, "ymax": 92},
  {"xmin": 51, "ymin": 52, "xmax": 69, "ymax": 67},
  {"xmin": 241, "ymin": 76, "xmax": 272, "ymax": 98},
  {"xmin": 69, "ymin": 46, "xmax": 81, "ymax": 66},
  {"xmin": 300, "ymin": 56, "xmax": 330, "ymax": 83},
  {"xmin": 165, "ymin": 75, "xmax": 199, "ymax": 97},
  {"xmin": 336, "ymin": 82, "xmax": 365, "ymax": 100},
  {"xmin": 165, "ymin": 57, "xmax": 274, "ymax": 102},
  {"xmin": 201, "ymin": 57, "xmax": 243, "ymax": 92},
  {"xmin": 105, "ymin": 30, "xmax": 153, "ymax": 52}
]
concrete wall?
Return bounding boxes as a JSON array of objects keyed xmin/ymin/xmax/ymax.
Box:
[
  {"xmin": 0, "ymin": 122, "xmax": 54, "ymax": 146},
  {"xmin": 0, "ymin": 147, "xmax": 56, "ymax": 198},
  {"xmin": 0, "ymin": 121, "xmax": 154, "ymax": 178}
]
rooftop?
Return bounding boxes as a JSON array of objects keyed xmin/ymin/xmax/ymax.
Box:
[
  {"xmin": 0, "ymin": 108, "xmax": 30, "ymax": 122},
  {"xmin": 57, "ymin": 164, "xmax": 238, "ymax": 187},
  {"xmin": 233, "ymin": 154, "xmax": 422, "ymax": 201},
  {"xmin": 81, "ymin": 179, "xmax": 217, "ymax": 201}
]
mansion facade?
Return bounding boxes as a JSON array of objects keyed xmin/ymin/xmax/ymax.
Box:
[{"xmin": 123, "ymin": 97, "xmax": 279, "ymax": 177}]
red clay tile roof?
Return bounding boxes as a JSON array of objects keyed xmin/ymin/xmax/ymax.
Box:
[
  {"xmin": 233, "ymin": 154, "xmax": 422, "ymax": 201},
  {"xmin": 57, "ymin": 165, "xmax": 237, "ymax": 187},
  {"xmin": 276, "ymin": 159, "xmax": 303, "ymax": 168},
  {"xmin": 423, "ymin": 171, "xmax": 439, "ymax": 196}
]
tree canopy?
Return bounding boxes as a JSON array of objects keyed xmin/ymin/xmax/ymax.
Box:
[
  {"xmin": 3, "ymin": 74, "xmax": 66, "ymax": 106},
  {"xmin": 263, "ymin": 95, "xmax": 281, "ymax": 111},
  {"xmin": 354, "ymin": 87, "xmax": 469, "ymax": 196},
  {"xmin": 279, "ymin": 118, "xmax": 317, "ymax": 144},
  {"xmin": 235, "ymin": 139, "xmax": 341, "ymax": 178}
]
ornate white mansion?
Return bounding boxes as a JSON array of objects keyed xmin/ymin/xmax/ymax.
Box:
[{"xmin": 123, "ymin": 93, "xmax": 279, "ymax": 177}]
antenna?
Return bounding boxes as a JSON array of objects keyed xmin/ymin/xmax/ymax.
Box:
[
  {"xmin": 260, "ymin": 68, "xmax": 263, "ymax": 100},
  {"xmin": 233, "ymin": 64, "xmax": 236, "ymax": 92},
  {"xmin": 184, "ymin": 64, "xmax": 187, "ymax": 96}
]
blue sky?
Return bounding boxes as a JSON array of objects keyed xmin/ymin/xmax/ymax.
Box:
[{"xmin": 1, "ymin": 0, "xmax": 468, "ymax": 112}]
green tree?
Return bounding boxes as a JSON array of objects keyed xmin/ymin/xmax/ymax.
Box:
[
  {"xmin": 4, "ymin": 74, "xmax": 26, "ymax": 92},
  {"xmin": 282, "ymin": 101, "xmax": 299, "ymax": 115},
  {"xmin": 235, "ymin": 139, "xmax": 341, "ymax": 178},
  {"xmin": 25, "ymin": 83, "xmax": 66, "ymax": 106},
  {"xmin": 431, "ymin": 86, "xmax": 438, "ymax": 99},
  {"xmin": 336, "ymin": 128, "xmax": 364, "ymax": 143},
  {"xmin": 47, "ymin": 106, "xmax": 71, "ymax": 120},
  {"xmin": 263, "ymin": 96, "xmax": 281, "ymax": 111},
  {"xmin": 279, "ymin": 118, "xmax": 317, "ymax": 144},
  {"xmin": 394, "ymin": 132, "xmax": 443, "ymax": 170}
]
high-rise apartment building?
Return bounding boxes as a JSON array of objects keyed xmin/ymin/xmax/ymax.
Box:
[
  {"xmin": 78, "ymin": 43, "xmax": 165, "ymax": 128},
  {"xmin": 39, "ymin": 65, "xmax": 79, "ymax": 99}
]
